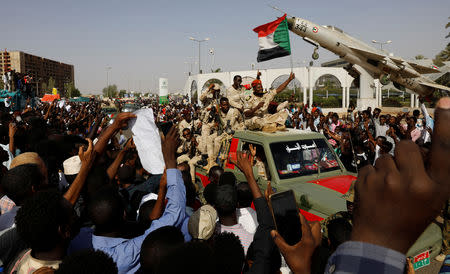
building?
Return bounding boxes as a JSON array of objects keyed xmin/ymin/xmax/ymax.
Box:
[
  {"xmin": 321, "ymin": 58, "xmax": 349, "ymax": 68},
  {"xmin": 1, "ymin": 50, "xmax": 74, "ymax": 96}
]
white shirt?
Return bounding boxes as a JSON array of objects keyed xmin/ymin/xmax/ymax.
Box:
[
  {"xmin": 0, "ymin": 143, "xmax": 13, "ymax": 169},
  {"xmin": 236, "ymin": 207, "xmax": 259, "ymax": 234}
]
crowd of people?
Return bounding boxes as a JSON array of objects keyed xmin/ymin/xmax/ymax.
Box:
[{"xmin": 0, "ymin": 70, "xmax": 448, "ymax": 274}]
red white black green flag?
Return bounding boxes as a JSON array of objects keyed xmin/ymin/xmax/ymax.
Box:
[{"xmin": 253, "ymin": 14, "xmax": 291, "ymax": 62}]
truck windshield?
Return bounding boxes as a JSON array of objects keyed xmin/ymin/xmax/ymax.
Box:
[{"xmin": 270, "ymin": 139, "xmax": 340, "ymax": 179}]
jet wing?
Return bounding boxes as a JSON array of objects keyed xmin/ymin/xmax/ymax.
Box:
[
  {"xmin": 346, "ymin": 45, "xmax": 386, "ymax": 60},
  {"xmin": 419, "ymin": 81, "xmax": 450, "ymax": 92},
  {"xmin": 407, "ymin": 62, "xmax": 441, "ymax": 74}
]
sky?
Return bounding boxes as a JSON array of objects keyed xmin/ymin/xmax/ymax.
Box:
[{"xmin": 2, "ymin": 0, "xmax": 449, "ymax": 94}]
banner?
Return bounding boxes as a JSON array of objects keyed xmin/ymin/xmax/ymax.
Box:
[{"xmin": 159, "ymin": 78, "xmax": 169, "ymax": 104}]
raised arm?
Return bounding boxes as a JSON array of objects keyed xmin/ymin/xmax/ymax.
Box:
[
  {"xmin": 275, "ymin": 72, "xmax": 295, "ymax": 94},
  {"xmin": 106, "ymin": 138, "xmax": 135, "ymax": 180},
  {"xmin": 94, "ymin": 112, "xmax": 136, "ymax": 156},
  {"xmin": 63, "ymin": 139, "xmax": 96, "ymax": 205},
  {"xmin": 148, "ymin": 170, "xmax": 167, "ymax": 220}
]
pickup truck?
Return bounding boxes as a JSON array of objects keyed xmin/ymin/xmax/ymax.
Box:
[{"xmin": 194, "ymin": 129, "xmax": 442, "ymax": 260}]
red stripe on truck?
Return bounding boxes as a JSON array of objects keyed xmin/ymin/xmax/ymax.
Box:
[
  {"xmin": 300, "ymin": 209, "xmax": 324, "ymax": 222},
  {"xmin": 307, "ymin": 175, "xmax": 356, "ymax": 194}
]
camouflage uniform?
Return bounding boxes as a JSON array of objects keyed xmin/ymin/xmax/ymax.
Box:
[
  {"xmin": 244, "ymin": 89, "xmax": 289, "ymax": 131},
  {"xmin": 176, "ymin": 138, "xmax": 202, "ymax": 187},
  {"xmin": 226, "ymin": 85, "xmax": 246, "ymax": 110},
  {"xmin": 211, "ymin": 107, "xmax": 244, "ymax": 161},
  {"xmin": 199, "ymin": 88, "xmax": 219, "ymax": 156}
]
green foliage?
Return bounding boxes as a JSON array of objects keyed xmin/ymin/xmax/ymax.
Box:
[
  {"xmin": 382, "ymin": 97, "xmax": 403, "ymax": 107},
  {"xmin": 192, "ymin": 90, "xmax": 198, "ymax": 103},
  {"xmin": 0, "ymin": 80, "xmax": 3, "ymax": 90},
  {"xmin": 64, "ymin": 82, "xmax": 80, "ymax": 98},
  {"xmin": 135, "ymin": 92, "xmax": 142, "ymax": 97},
  {"xmin": 313, "ymin": 96, "xmax": 341, "ymax": 108},
  {"xmin": 48, "ymin": 77, "xmax": 55, "ymax": 92},
  {"xmin": 102, "ymin": 84, "xmax": 118, "ymax": 98},
  {"xmin": 433, "ymin": 17, "xmax": 450, "ymax": 66},
  {"xmin": 143, "ymin": 93, "xmax": 149, "ymax": 97},
  {"xmin": 118, "ymin": 90, "xmax": 127, "ymax": 98},
  {"xmin": 415, "ymin": 54, "xmax": 425, "ymax": 60},
  {"xmin": 211, "ymin": 68, "xmax": 222, "ymax": 73},
  {"xmin": 274, "ymin": 89, "xmax": 302, "ymax": 102}
]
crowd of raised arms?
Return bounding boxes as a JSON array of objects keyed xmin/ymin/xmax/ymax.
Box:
[{"xmin": 0, "ymin": 71, "xmax": 448, "ymax": 274}]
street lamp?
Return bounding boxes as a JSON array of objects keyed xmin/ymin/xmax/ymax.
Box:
[
  {"xmin": 106, "ymin": 66, "xmax": 112, "ymax": 87},
  {"xmin": 189, "ymin": 36, "xmax": 209, "ymax": 74},
  {"xmin": 371, "ymin": 40, "xmax": 392, "ymax": 50}
]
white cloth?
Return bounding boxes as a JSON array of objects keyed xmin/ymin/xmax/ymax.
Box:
[
  {"xmin": 0, "ymin": 143, "xmax": 13, "ymax": 169},
  {"xmin": 236, "ymin": 207, "xmax": 259, "ymax": 234},
  {"xmin": 130, "ymin": 108, "xmax": 165, "ymax": 174}
]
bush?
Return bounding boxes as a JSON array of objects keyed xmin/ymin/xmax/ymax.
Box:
[
  {"xmin": 313, "ymin": 96, "xmax": 341, "ymax": 108},
  {"xmin": 382, "ymin": 97, "xmax": 402, "ymax": 107}
]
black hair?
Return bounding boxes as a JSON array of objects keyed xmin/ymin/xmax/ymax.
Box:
[
  {"xmin": 219, "ymin": 97, "xmax": 229, "ymax": 104},
  {"xmin": 413, "ymin": 109, "xmax": 420, "ymax": 117},
  {"xmin": 140, "ymin": 226, "xmax": 185, "ymax": 274},
  {"xmin": 332, "ymin": 113, "xmax": 339, "ymax": 119},
  {"xmin": 88, "ymin": 186, "xmax": 125, "ymax": 234},
  {"xmin": 327, "ymin": 218, "xmax": 352, "ymax": 251},
  {"xmin": 157, "ymin": 241, "xmax": 214, "ymax": 274},
  {"xmin": 1, "ymin": 164, "xmax": 45, "ymax": 204},
  {"xmin": 138, "ymin": 199, "xmax": 157, "ymax": 229},
  {"xmin": 208, "ymin": 166, "xmax": 224, "ymax": 183},
  {"xmin": 218, "ymin": 171, "xmax": 236, "ymax": 186},
  {"xmin": 15, "ymin": 190, "xmax": 70, "ymax": 252},
  {"xmin": 117, "ymin": 165, "xmax": 136, "ymax": 185},
  {"xmin": 233, "ymin": 75, "xmax": 242, "ymax": 81},
  {"xmin": 236, "ymin": 182, "xmax": 253, "ymax": 208},
  {"xmin": 381, "ymin": 140, "xmax": 393, "ymax": 154},
  {"xmin": 410, "ymin": 116, "xmax": 417, "ymax": 124},
  {"xmin": 181, "ymin": 170, "xmax": 196, "ymax": 207},
  {"xmin": 214, "ymin": 184, "xmax": 238, "ymax": 217},
  {"xmin": 212, "ymin": 232, "xmax": 245, "ymax": 274},
  {"xmin": 182, "ymin": 128, "xmax": 191, "ymax": 134},
  {"xmin": 55, "ymin": 249, "xmax": 118, "ymax": 274},
  {"xmin": 85, "ymin": 165, "xmax": 111, "ymax": 199}
]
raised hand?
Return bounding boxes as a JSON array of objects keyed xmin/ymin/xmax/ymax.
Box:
[
  {"xmin": 162, "ymin": 126, "xmax": 180, "ymax": 169},
  {"xmin": 79, "ymin": 138, "xmax": 95, "ymax": 168},
  {"xmin": 271, "ymin": 214, "xmax": 322, "ymax": 273},
  {"xmin": 112, "ymin": 112, "xmax": 136, "ymax": 130}
]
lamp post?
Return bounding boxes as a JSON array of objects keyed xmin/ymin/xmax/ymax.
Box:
[
  {"xmin": 189, "ymin": 37, "xmax": 209, "ymax": 74},
  {"xmin": 371, "ymin": 40, "xmax": 392, "ymax": 50},
  {"xmin": 106, "ymin": 66, "xmax": 112, "ymax": 87}
]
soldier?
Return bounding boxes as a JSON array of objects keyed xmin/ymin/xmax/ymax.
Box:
[
  {"xmin": 211, "ymin": 97, "xmax": 244, "ymax": 163},
  {"xmin": 178, "ymin": 110, "xmax": 192, "ymax": 140},
  {"xmin": 244, "ymin": 71, "xmax": 295, "ymax": 132},
  {"xmin": 226, "ymin": 75, "xmax": 246, "ymax": 111},
  {"xmin": 321, "ymin": 181, "xmax": 354, "ymax": 239},
  {"xmin": 199, "ymin": 83, "xmax": 221, "ymax": 169},
  {"xmin": 176, "ymin": 128, "xmax": 202, "ymax": 188}
]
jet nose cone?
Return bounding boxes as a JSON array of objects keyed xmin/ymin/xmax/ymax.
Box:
[{"xmin": 287, "ymin": 17, "xmax": 296, "ymax": 29}]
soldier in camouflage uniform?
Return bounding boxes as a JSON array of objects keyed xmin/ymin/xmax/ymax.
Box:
[{"xmin": 321, "ymin": 181, "xmax": 355, "ymax": 239}]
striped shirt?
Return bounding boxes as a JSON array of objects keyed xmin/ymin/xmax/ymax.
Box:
[{"xmin": 216, "ymin": 223, "xmax": 254, "ymax": 254}]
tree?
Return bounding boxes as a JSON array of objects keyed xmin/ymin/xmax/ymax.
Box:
[
  {"xmin": 415, "ymin": 55, "xmax": 425, "ymax": 60},
  {"xmin": 64, "ymin": 82, "xmax": 80, "ymax": 98},
  {"xmin": 48, "ymin": 77, "xmax": 55, "ymax": 93},
  {"xmin": 211, "ymin": 68, "xmax": 221, "ymax": 73},
  {"xmin": 0, "ymin": 80, "xmax": 3, "ymax": 90},
  {"xmin": 433, "ymin": 18, "xmax": 450, "ymax": 66},
  {"xmin": 135, "ymin": 92, "xmax": 142, "ymax": 97},
  {"xmin": 72, "ymin": 88, "xmax": 81, "ymax": 97},
  {"xmin": 118, "ymin": 89, "xmax": 127, "ymax": 98},
  {"xmin": 102, "ymin": 84, "xmax": 118, "ymax": 98}
]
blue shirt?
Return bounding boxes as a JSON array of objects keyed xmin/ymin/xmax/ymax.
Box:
[
  {"xmin": 325, "ymin": 241, "xmax": 406, "ymax": 274},
  {"xmin": 92, "ymin": 169, "xmax": 186, "ymax": 274}
]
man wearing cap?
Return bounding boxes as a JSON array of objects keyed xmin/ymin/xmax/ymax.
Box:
[
  {"xmin": 199, "ymin": 83, "xmax": 221, "ymax": 169},
  {"xmin": 244, "ymin": 71, "xmax": 295, "ymax": 132},
  {"xmin": 320, "ymin": 181, "xmax": 355, "ymax": 239},
  {"xmin": 210, "ymin": 97, "xmax": 244, "ymax": 164},
  {"xmin": 187, "ymin": 204, "xmax": 217, "ymax": 241}
]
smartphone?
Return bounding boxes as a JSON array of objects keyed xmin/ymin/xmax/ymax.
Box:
[
  {"xmin": 160, "ymin": 121, "xmax": 174, "ymax": 137},
  {"xmin": 269, "ymin": 190, "xmax": 302, "ymax": 245}
]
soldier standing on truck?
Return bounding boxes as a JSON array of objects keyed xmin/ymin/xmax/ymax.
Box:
[
  {"xmin": 244, "ymin": 71, "xmax": 295, "ymax": 132},
  {"xmin": 211, "ymin": 97, "xmax": 244, "ymax": 163},
  {"xmin": 176, "ymin": 128, "xmax": 203, "ymax": 187},
  {"xmin": 226, "ymin": 75, "xmax": 246, "ymax": 112},
  {"xmin": 199, "ymin": 83, "xmax": 221, "ymax": 170}
]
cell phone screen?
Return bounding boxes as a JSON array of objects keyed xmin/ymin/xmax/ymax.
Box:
[{"xmin": 270, "ymin": 190, "xmax": 302, "ymax": 246}]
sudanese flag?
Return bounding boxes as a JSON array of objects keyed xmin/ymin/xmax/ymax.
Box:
[{"xmin": 253, "ymin": 14, "xmax": 291, "ymax": 62}]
